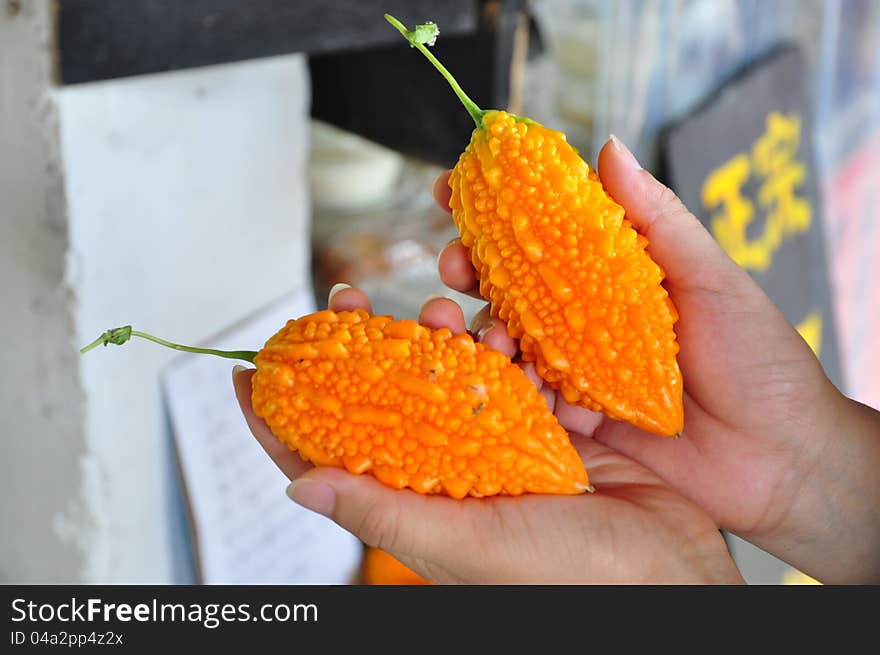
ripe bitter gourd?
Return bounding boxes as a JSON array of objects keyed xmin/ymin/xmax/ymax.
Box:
[
  {"xmin": 387, "ymin": 14, "xmax": 683, "ymax": 436},
  {"xmin": 82, "ymin": 309, "xmax": 591, "ymax": 498}
]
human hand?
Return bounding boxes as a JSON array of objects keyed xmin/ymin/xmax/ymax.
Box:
[
  {"xmin": 233, "ymin": 285, "xmax": 743, "ymax": 584},
  {"xmin": 436, "ymin": 136, "xmax": 880, "ymax": 584}
]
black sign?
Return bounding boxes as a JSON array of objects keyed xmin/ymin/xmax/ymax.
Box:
[{"xmin": 663, "ymin": 47, "xmax": 842, "ymax": 387}]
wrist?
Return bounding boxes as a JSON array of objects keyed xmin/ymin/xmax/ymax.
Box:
[{"xmin": 749, "ymin": 391, "xmax": 880, "ymax": 583}]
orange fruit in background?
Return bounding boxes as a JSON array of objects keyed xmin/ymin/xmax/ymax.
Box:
[{"xmin": 362, "ymin": 548, "xmax": 431, "ymax": 585}]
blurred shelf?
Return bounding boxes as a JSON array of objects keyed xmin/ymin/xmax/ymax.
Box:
[
  {"xmin": 55, "ymin": 0, "xmax": 477, "ymax": 84},
  {"xmin": 54, "ymin": 0, "xmax": 526, "ymax": 167}
]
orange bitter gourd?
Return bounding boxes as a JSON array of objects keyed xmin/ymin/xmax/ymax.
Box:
[
  {"xmin": 387, "ymin": 15, "xmax": 683, "ymax": 436},
  {"xmin": 362, "ymin": 548, "xmax": 430, "ymax": 585},
  {"xmin": 81, "ymin": 309, "xmax": 591, "ymax": 498}
]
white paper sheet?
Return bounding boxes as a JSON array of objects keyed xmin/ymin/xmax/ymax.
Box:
[{"xmin": 162, "ymin": 288, "xmax": 363, "ymax": 584}]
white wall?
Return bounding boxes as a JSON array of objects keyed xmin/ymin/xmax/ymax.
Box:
[
  {"xmin": 2, "ymin": 0, "xmax": 312, "ymax": 582},
  {"xmin": 0, "ymin": 0, "xmax": 88, "ymax": 584}
]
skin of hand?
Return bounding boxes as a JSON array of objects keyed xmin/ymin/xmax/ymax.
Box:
[
  {"xmin": 233, "ymin": 285, "xmax": 744, "ymax": 584},
  {"xmin": 435, "ymin": 136, "xmax": 880, "ymax": 584}
]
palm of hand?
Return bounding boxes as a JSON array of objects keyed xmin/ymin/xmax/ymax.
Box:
[
  {"xmin": 408, "ymin": 436, "xmax": 736, "ymax": 584},
  {"xmin": 589, "ymin": 269, "xmax": 837, "ymax": 543}
]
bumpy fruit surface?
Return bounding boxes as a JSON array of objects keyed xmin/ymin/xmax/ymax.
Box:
[
  {"xmin": 251, "ymin": 309, "xmax": 590, "ymax": 498},
  {"xmin": 450, "ymin": 111, "xmax": 683, "ymax": 436}
]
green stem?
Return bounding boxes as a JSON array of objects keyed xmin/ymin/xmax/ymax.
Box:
[
  {"xmin": 80, "ymin": 326, "xmax": 257, "ymax": 364},
  {"xmin": 384, "ymin": 13, "xmax": 485, "ymax": 128}
]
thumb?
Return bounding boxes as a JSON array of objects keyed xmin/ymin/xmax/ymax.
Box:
[
  {"xmin": 286, "ymin": 467, "xmax": 469, "ymax": 564},
  {"xmin": 596, "ymin": 136, "xmax": 750, "ymax": 294}
]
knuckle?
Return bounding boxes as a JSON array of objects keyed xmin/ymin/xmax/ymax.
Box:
[
  {"xmin": 353, "ymin": 499, "xmax": 403, "ymax": 551},
  {"xmin": 641, "ymin": 173, "xmax": 699, "ymax": 230},
  {"xmin": 650, "ymin": 179, "xmax": 686, "ymax": 216}
]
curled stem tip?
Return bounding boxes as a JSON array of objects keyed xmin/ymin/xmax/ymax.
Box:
[
  {"xmin": 79, "ymin": 326, "xmax": 258, "ymax": 364},
  {"xmin": 79, "ymin": 326, "xmax": 134, "ymax": 354},
  {"xmin": 384, "ymin": 13, "xmax": 485, "ymax": 127}
]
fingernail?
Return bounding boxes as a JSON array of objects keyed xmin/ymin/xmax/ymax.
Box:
[
  {"xmin": 328, "ymin": 283, "xmax": 351, "ymax": 305},
  {"xmin": 286, "ymin": 479, "xmax": 336, "ymax": 517},
  {"xmin": 436, "ymin": 238, "xmax": 459, "ymax": 269},
  {"xmin": 475, "ymin": 319, "xmax": 496, "ymax": 342},
  {"xmin": 610, "ymin": 134, "xmax": 641, "ymax": 170},
  {"xmin": 424, "ymin": 294, "xmax": 447, "ymax": 304},
  {"xmin": 232, "ymin": 364, "xmax": 247, "ymax": 379},
  {"xmin": 436, "ymin": 243, "xmax": 449, "ymax": 269}
]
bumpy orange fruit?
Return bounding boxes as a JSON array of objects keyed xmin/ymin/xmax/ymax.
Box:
[
  {"xmin": 449, "ymin": 110, "xmax": 683, "ymax": 436},
  {"xmin": 251, "ymin": 309, "xmax": 590, "ymax": 498},
  {"xmin": 387, "ymin": 15, "xmax": 683, "ymax": 436}
]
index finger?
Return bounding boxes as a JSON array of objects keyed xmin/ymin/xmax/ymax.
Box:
[
  {"xmin": 433, "ymin": 170, "xmax": 452, "ymax": 214},
  {"xmin": 438, "ymin": 239, "xmax": 482, "ymax": 298}
]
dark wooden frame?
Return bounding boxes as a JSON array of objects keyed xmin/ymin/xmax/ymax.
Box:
[{"xmin": 54, "ymin": 0, "xmax": 526, "ymax": 165}]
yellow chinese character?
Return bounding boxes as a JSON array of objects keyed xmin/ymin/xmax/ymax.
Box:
[
  {"xmin": 702, "ymin": 154, "xmax": 755, "ymax": 261},
  {"xmin": 753, "ymin": 112, "xmax": 812, "ymax": 235},
  {"xmin": 702, "ymin": 113, "xmax": 812, "ymax": 271}
]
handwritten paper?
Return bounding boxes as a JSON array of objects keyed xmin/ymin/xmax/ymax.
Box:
[{"xmin": 162, "ymin": 288, "xmax": 363, "ymax": 584}]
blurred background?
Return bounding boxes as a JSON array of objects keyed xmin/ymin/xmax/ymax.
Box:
[{"xmin": 1, "ymin": 0, "xmax": 878, "ymax": 585}]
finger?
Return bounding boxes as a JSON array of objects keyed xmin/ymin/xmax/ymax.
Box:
[
  {"xmin": 432, "ymin": 170, "xmax": 453, "ymax": 214},
  {"xmin": 567, "ymin": 432, "xmax": 667, "ymax": 488},
  {"xmin": 438, "ymin": 239, "xmax": 482, "ymax": 298},
  {"xmin": 593, "ymin": 391, "xmax": 705, "ymax": 481},
  {"xmin": 469, "ymin": 304, "xmax": 517, "ymax": 358},
  {"xmin": 232, "ymin": 367, "xmax": 312, "ymax": 479},
  {"xmin": 327, "ymin": 283, "xmax": 373, "ymax": 313},
  {"xmin": 419, "ymin": 296, "xmax": 467, "ymax": 334},
  {"xmin": 596, "ymin": 136, "xmax": 748, "ymax": 292},
  {"xmin": 516, "ymin": 360, "xmax": 553, "ymax": 409},
  {"xmin": 554, "ymin": 397, "xmax": 605, "ymax": 436},
  {"xmin": 286, "ymin": 466, "xmax": 473, "ymax": 565}
]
